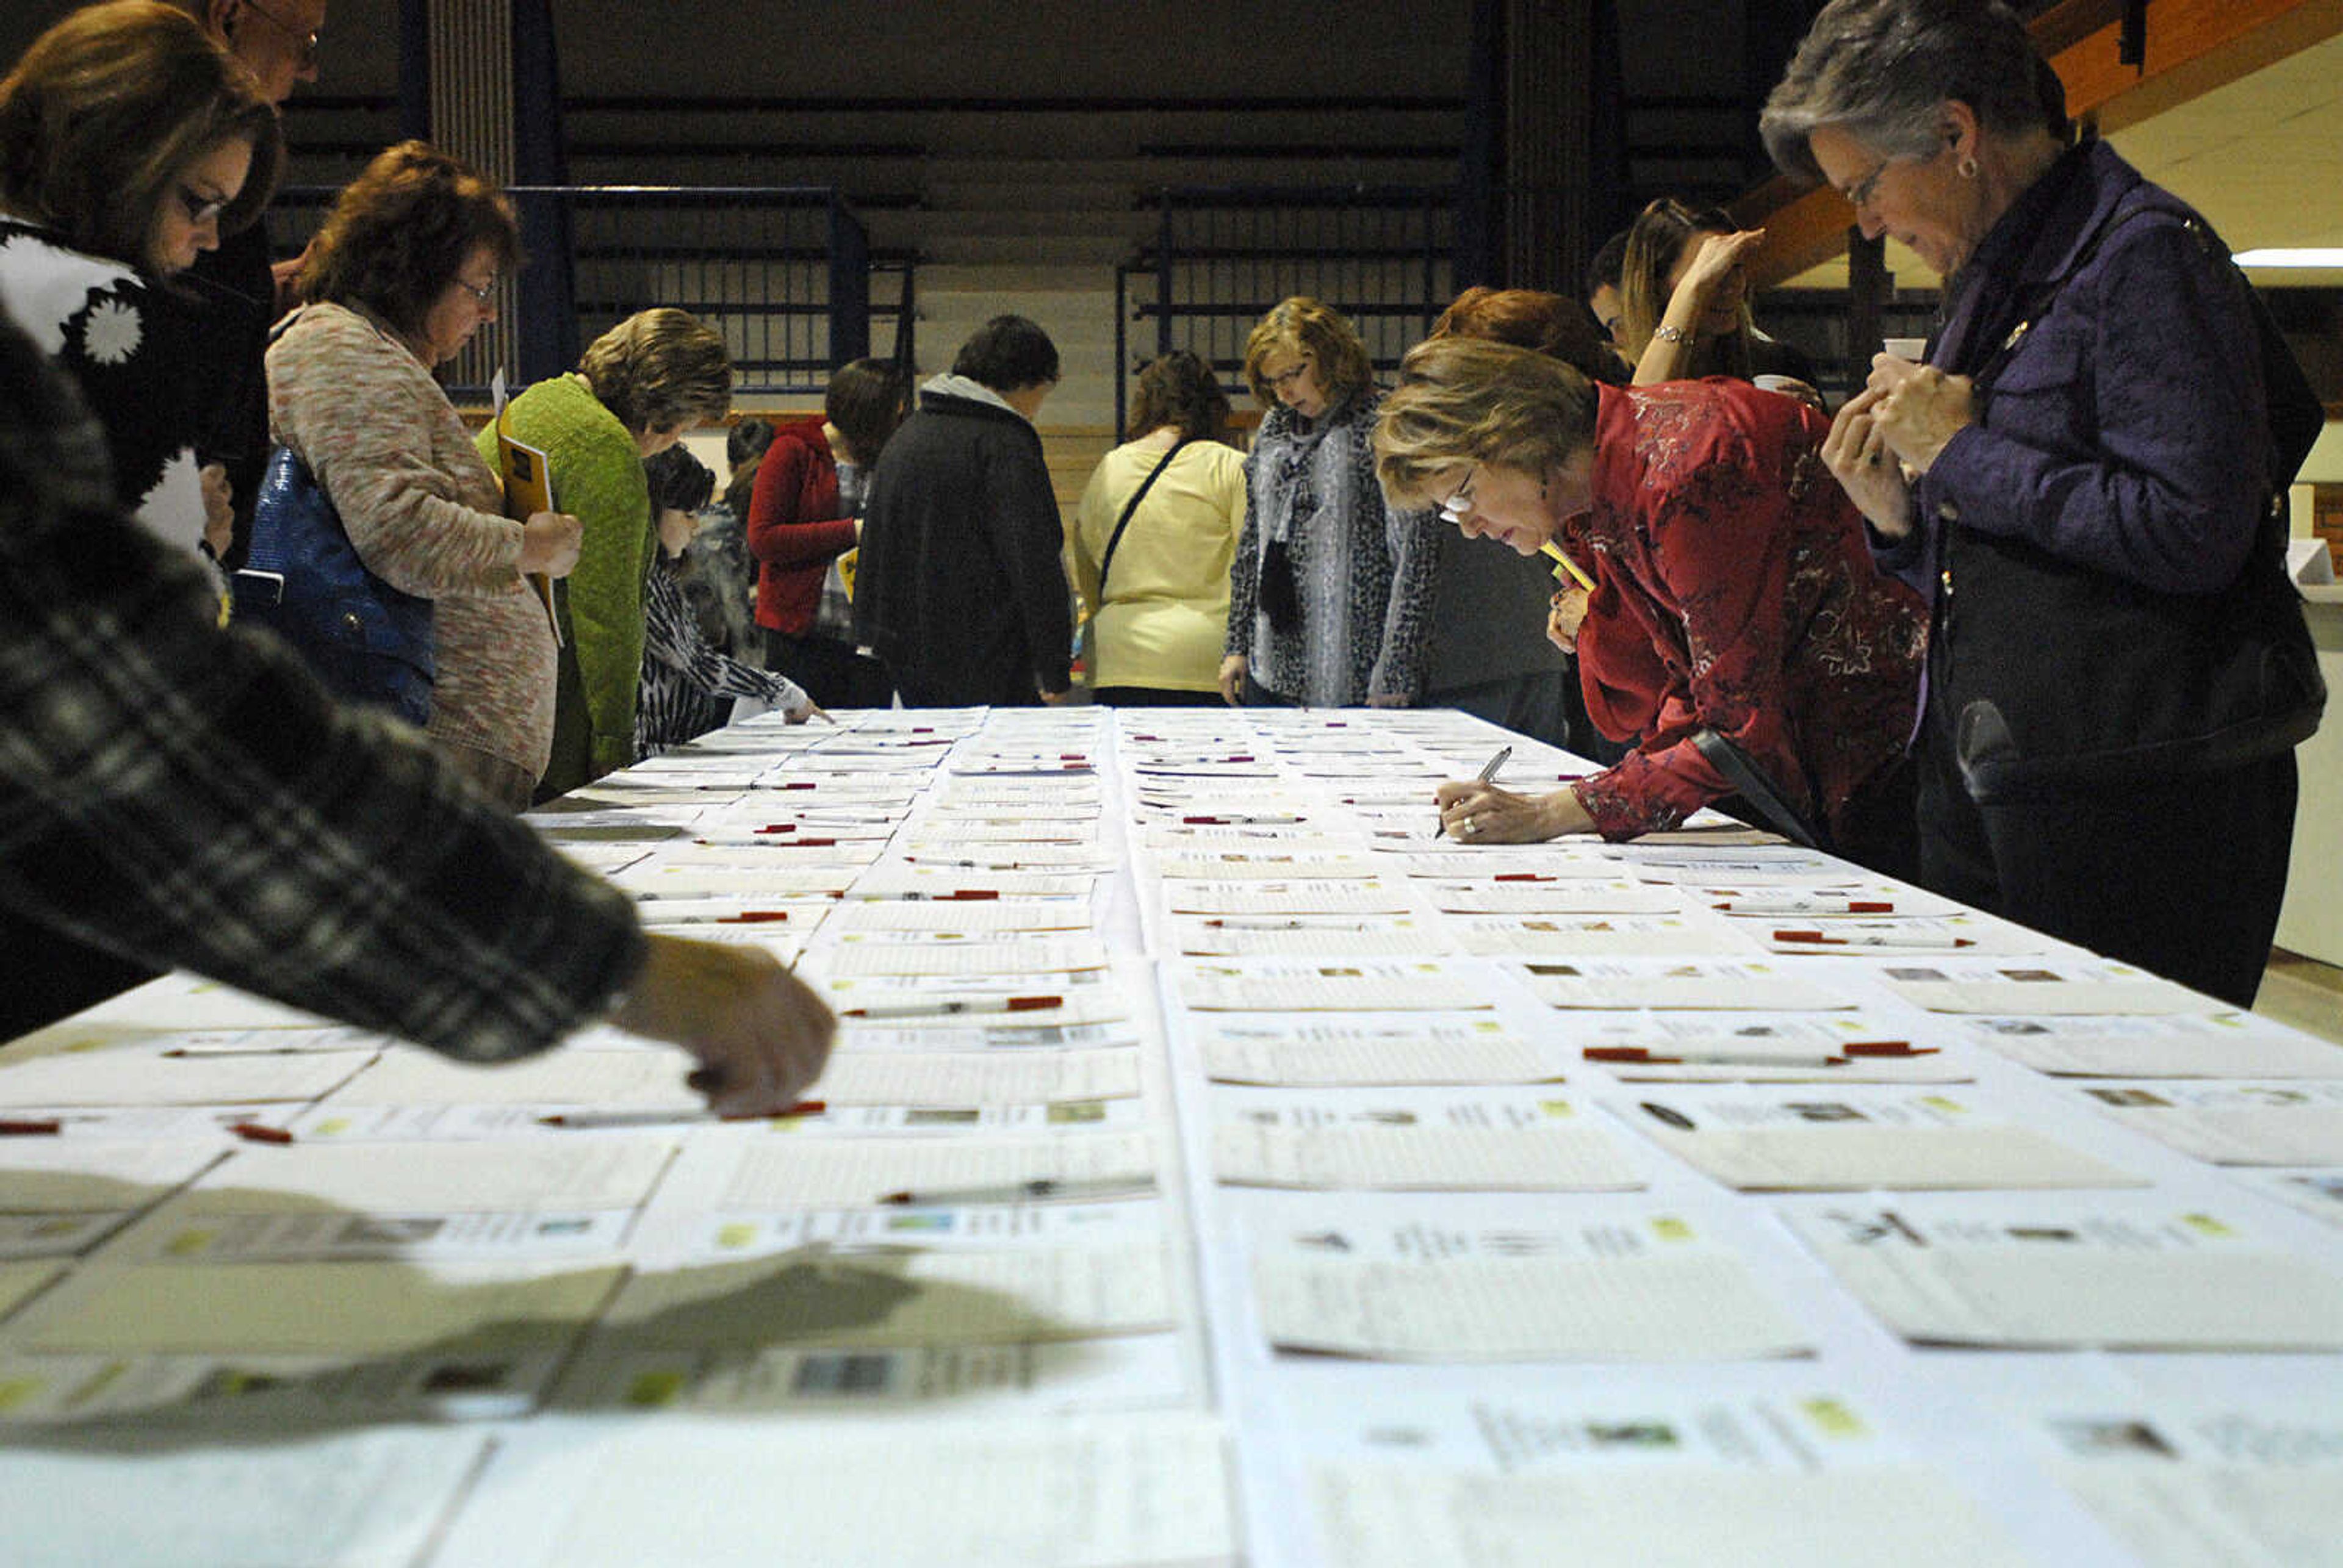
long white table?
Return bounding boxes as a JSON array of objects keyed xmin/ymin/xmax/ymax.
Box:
[{"xmin": 2, "ymin": 705, "xmax": 2339, "ymax": 1566}]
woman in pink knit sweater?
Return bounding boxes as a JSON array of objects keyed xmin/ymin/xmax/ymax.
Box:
[{"xmin": 267, "ymin": 142, "xmax": 581, "ymax": 808}]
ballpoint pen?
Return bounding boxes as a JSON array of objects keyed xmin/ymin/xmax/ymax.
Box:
[
  {"xmin": 840, "ymin": 995, "xmax": 1064, "ymax": 1018},
  {"xmin": 1773, "ymin": 929, "xmax": 1976, "ymax": 949},
  {"xmin": 1433, "ymin": 744, "xmax": 1512, "ymax": 838},
  {"xmin": 538, "ymin": 1101, "xmax": 826, "ymax": 1128},
  {"xmin": 876, "ymin": 1176, "xmax": 1156, "ymax": 1206}
]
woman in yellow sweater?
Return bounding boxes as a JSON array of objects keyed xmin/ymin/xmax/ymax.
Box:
[{"xmin": 1071, "ymin": 350, "xmax": 1247, "ymax": 705}]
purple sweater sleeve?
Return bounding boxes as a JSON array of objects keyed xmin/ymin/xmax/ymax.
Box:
[{"xmin": 1913, "ymin": 218, "xmax": 2267, "ymax": 596}]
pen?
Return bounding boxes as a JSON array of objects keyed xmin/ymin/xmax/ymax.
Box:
[
  {"xmin": 716, "ymin": 911, "xmax": 793, "ymax": 923},
  {"xmin": 1587, "ymin": 1047, "xmax": 1856, "ymax": 1068},
  {"xmin": 1713, "ymin": 898, "xmax": 1895, "ymax": 915},
  {"xmin": 1433, "ymin": 744, "xmax": 1513, "ymax": 837},
  {"xmin": 228, "ymin": 1121, "xmax": 295, "ymax": 1145},
  {"xmin": 0, "ymin": 1118, "xmax": 63, "ymax": 1136},
  {"xmin": 1773, "ymin": 929, "xmax": 1976, "ymax": 948},
  {"xmin": 876, "ymin": 1176, "xmax": 1155, "ymax": 1206},
  {"xmin": 160, "ymin": 1046, "xmax": 317, "ymax": 1058},
  {"xmin": 840, "ymin": 995, "xmax": 1064, "ymax": 1018},
  {"xmin": 1182, "ymin": 814, "xmax": 1303, "ymax": 825},
  {"xmin": 537, "ymin": 1100, "xmax": 826, "ymax": 1128},
  {"xmin": 1539, "ymin": 539, "xmax": 1597, "ymax": 593},
  {"xmin": 859, "ymin": 890, "xmax": 1001, "ymax": 902},
  {"xmin": 1201, "ymin": 918, "xmax": 1376, "ymax": 930},
  {"xmin": 699, "ymin": 836, "xmax": 837, "ymax": 849}
]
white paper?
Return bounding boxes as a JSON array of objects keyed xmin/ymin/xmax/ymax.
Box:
[
  {"xmin": 1197, "ymin": 1020, "xmax": 1560, "ymax": 1085},
  {"xmin": 2074, "ymin": 1081, "xmax": 2343, "ymax": 1165},
  {"xmin": 1212, "ymin": 1121, "xmax": 1644, "ymax": 1190}
]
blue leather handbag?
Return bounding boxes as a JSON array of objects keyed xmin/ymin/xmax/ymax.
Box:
[{"xmin": 233, "ymin": 445, "xmax": 435, "ymax": 727}]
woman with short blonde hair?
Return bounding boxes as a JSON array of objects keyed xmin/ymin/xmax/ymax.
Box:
[
  {"xmin": 1378, "ymin": 334, "xmax": 1924, "ymax": 868},
  {"xmin": 1219, "ymin": 296, "xmax": 1434, "ymax": 708}
]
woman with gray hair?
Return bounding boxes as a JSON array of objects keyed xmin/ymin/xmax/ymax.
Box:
[{"xmin": 1762, "ymin": 0, "xmax": 2320, "ymax": 1007}]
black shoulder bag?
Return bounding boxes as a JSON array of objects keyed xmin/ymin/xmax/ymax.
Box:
[
  {"xmin": 1095, "ymin": 437, "xmax": 1190, "ymax": 603},
  {"xmin": 1943, "ymin": 202, "xmax": 2326, "ymax": 803}
]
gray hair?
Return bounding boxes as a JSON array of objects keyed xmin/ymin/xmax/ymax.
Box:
[{"xmin": 1760, "ymin": 0, "xmax": 2068, "ymax": 182}]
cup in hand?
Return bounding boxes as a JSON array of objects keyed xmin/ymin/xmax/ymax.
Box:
[{"xmin": 1882, "ymin": 337, "xmax": 1929, "ymax": 362}]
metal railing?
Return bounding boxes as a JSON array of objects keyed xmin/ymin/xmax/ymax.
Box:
[
  {"xmin": 1118, "ymin": 184, "xmax": 1457, "ymax": 431},
  {"xmin": 268, "ymin": 184, "xmax": 898, "ymax": 404}
]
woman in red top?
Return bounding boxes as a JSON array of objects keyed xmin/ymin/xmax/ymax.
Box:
[
  {"xmin": 1375, "ymin": 336, "xmax": 1924, "ymax": 874},
  {"xmin": 744, "ymin": 357, "xmax": 906, "ymax": 710}
]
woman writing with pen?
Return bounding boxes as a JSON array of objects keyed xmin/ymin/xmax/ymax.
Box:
[{"xmin": 1376, "ymin": 336, "xmax": 1926, "ymax": 873}]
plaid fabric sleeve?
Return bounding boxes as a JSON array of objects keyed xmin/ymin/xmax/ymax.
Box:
[{"xmin": 0, "ymin": 322, "xmax": 644, "ymax": 1062}]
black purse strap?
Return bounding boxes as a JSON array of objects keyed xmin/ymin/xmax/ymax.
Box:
[{"xmin": 1095, "ymin": 437, "xmax": 1191, "ymax": 601}]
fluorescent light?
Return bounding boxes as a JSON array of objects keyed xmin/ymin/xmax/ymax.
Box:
[{"xmin": 2234, "ymin": 248, "xmax": 2343, "ymax": 267}]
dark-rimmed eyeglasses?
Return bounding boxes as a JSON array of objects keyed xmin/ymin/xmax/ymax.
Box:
[
  {"xmin": 175, "ymin": 185, "xmax": 232, "ymax": 226},
  {"xmin": 453, "ymin": 275, "xmax": 498, "ymax": 304}
]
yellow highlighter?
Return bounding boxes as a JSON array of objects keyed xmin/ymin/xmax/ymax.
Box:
[{"xmin": 1541, "ymin": 540, "xmax": 1596, "ymax": 593}]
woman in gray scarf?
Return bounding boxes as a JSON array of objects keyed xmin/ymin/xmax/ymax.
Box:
[{"xmin": 1218, "ymin": 297, "xmax": 1436, "ymax": 707}]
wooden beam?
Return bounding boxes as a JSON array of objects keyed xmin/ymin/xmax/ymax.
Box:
[{"xmin": 1741, "ymin": 0, "xmax": 2343, "ymax": 288}]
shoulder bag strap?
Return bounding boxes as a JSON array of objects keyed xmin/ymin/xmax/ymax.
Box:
[{"xmin": 1095, "ymin": 437, "xmax": 1192, "ymax": 602}]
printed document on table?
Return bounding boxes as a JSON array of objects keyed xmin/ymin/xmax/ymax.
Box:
[
  {"xmin": 1251, "ymin": 1236, "xmax": 1811, "ymax": 1361},
  {"xmin": 4, "ymin": 1259, "xmax": 625, "ymax": 1354},
  {"xmin": 592, "ymin": 1243, "xmax": 1173, "ymax": 1347},
  {"xmin": 2245, "ymin": 1169, "xmax": 2343, "ymax": 1229},
  {"xmin": 1873, "ymin": 959, "xmax": 2225, "ymax": 1015},
  {"xmin": 1689, "ymin": 880, "xmax": 1965, "ymax": 918},
  {"xmin": 1159, "ymin": 877, "xmax": 1416, "ymax": 915},
  {"xmin": 613, "ymin": 865, "xmax": 860, "ymax": 899},
  {"xmin": 1977, "ymin": 1387, "xmax": 2343, "ymax": 1568},
  {"xmin": 830, "ymin": 898, "xmax": 1094, "ymax": 933},
  {"xmin": 159, "ymin": 1138, "xmax": 675, "ymax": 1214},
  {"xmin": 1513, "ymin": 958, "xmax": 1854, "ymax": 1011},
  {"xmin": 1567, "ymin": 1012, "xmax": 1968, "ymax": 1082},
  {"xmin": 822, "ymin": 935, "xmax": 1112, "ymax": 977},
  {"xmin": 646, "ymin": 1130, "xmax": 1160, "ymax": 1211},
  {"xmin": 449, "ymin": 1415, "xmax": 1236, "ymax": 1568},
  {"xmin": 1195, "ymin": 1018, "xmax": 1561, "ymax": 1086},
  {"xmin": 1785, "ymin": 1199, "xmax": 2343, "ymax": 1349},
  {"xmin": 810, "ymin": 1050, "xmax": 1142, "ymax": 1106},
  {"xmin": 1417, "ymin": 878, "xmax": 1681, "ymax": 913},
  {"xmin": 1450, "ymin": 913, "xmax": 1759, "ymax": 957},
  {"xmin": 0, "ymin": 1040, "xmax": 375, "ymax": 1107},
  {"xmin": 1212, "ymin": 1113, "xmax": 1644, "ymax": 1190},
  {"xmin": 322, "ymin": 1046, "xmax": 700, "ymax": 1107},
  {"xmin": 1384, "ymin": 849, "xmax": 1621, "ymax": 880},
  {"xmin": 1309, "ymin": 1465, "xmax": 2029, "ymax": 1568},
  {"xmin": 1751, "ymin": 913, "xmax": 2037, "ymax": 956},
  {"xmin": 1597, "ymin": 846, "xmax": 1854, "ymax": 884},
  {"xmin": 1167, "ymin": 915, "xmax": 1449, "ymax": 958},
  {"xmin": 1612, "ymin": 1089, "xmax": 2145, "ymax": 1190},
  {"xmin": 1950, "ymin": 1011, "xmax": 2343, "ymax": 1077},
  {"xmin": 1154, "ymin": 852, "xmax": 1380, "ymax": 880},
  {"xmin": 2072, "ymin": 1081, "xmax": 2343, "ymax": 1165},
  {"xmin": 0, "ymin": 1428, "xmax": 492, "ymax": 1568},
  {"xmin": 0, "ymin": 1260, "xmax": 62, "ymax": 1319},
  {"xmin": 1176, "ymin": 960, "xmax": 1495, "ymax": 1012},
  {"xmin": 552, "ymin": 1328, "xmax": 1194, "ymax": 1416}
]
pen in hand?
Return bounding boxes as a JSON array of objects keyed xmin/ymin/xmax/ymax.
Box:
[{"xmin": 1433, "ymin": 744, "xmax": 1512, "ymax": 838}]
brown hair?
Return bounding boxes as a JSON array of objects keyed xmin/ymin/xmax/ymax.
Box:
[
  {"xmin": 1242, "ymin": 296, "xmax": 1373, "ymax": 412},
  {"xmin": 1373, "ymin": 336, "xmax": 1599, "ymax": 510},
  {"xmin": 1432, "ymin": 286, "xmax": 1625, "ymax": 386},
  {"xmin": 580, "ymin": 307, "xmax": 733, "ymax": 437},
  {"xmin": 0, "ymin": 1, "xmax": 281, "ymax": 270},
  {"xmin": 824, "ymin": 356, "xmax": 910, "ymax": 465},
  {"xmin": 1618, "ymin": 197, "xmax": 1752, "ymax": 378},
  {"xmin": 298, "ymin": 140, "xmax": 519, "ymax": 339},
  {"xmin": 1127, "ymin": 348, "xmax": 1231, "ymax": 442}
]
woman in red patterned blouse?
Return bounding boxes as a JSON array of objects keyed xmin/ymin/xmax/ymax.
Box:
[{"xmin": 1376, "ymin": 335, "xmax": 1925, "ymax": 874}]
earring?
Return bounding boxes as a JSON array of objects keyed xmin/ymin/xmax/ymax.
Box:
[{"xmin": 1958, "ymin": 155, "xmax": 1979, "ymax": 179}]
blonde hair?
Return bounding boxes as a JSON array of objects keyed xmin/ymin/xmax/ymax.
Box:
[
  {"xmin": 1373, "ymin": 336, "xmax": 1599, "ymax": 510},
  {"xmin": 1241, "ymin": 296, "xmax": 1373, "ymax": 412},
  {"xmin": 579, "ymin": 307, "xmax": 733, "ymax": 437},
  {"xmin": 0, "ymin": 1, "xmax": 281, "ymax": 269}
]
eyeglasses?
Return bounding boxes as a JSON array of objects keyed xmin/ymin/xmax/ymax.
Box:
[
  {"xmin": 175, "ymin": 185, "xmax": 232, "ymax": 226},
  {"xmin": 1840, "ymin": 156, "xmax": 1894, "ymax": 214},
  {"xmin": 242, "ymin": 0, "xmax": 322, "ymax": 70},
  {"xmin": 1264, "ymin": 359, "xmax": 1313, "ymax": 392},
  {"xmin": 1438, "ymin": 466, "xmax": 1478, "ymax": 524},
  {"xmin": 453, "ymin": 275, "xmax": 498, "ymax": 304}
]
